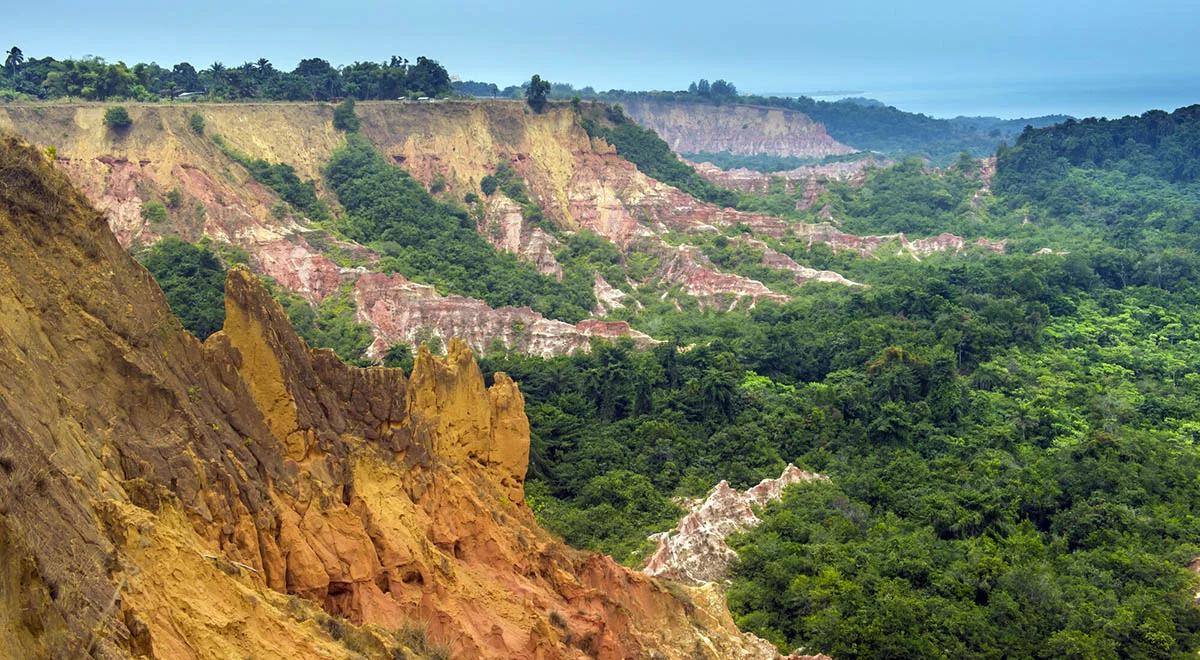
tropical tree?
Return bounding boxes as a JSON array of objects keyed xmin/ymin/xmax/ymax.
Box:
[
  {"xmin": 525, "ymin": 74, "xmax": 550, "ymax": 113},
  {"xmin": 404, "ymin": 56, "xmax": 451, "ymax": 97},
  {"xmin": 204, "ymin": 62, "xmax": 229, "ymax": 97},
  {"xmin": 4, "ymin": 46, "xmax": 23, "ymax": 77},
  {"xmin": 171, "ymin": 62, "xmax": 201, "ymax": 92}
]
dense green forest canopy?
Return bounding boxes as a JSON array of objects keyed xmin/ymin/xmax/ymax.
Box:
[
  {"xmin": 995, "ymin": 105, "xmax": 1200, "ymax": 259},
  {"xmin": 999, "ymin": 105, "xmax": 1200, "ymax": 185},
  {"xmin": 0, "ymin": 49, "xmax": 451, "ymax": 101},
  {"xmin": 475, "ymin": 106, "xmax": 1200, "ymax": 657},
  {"xmin": 731, "ymin": 155, "xmax": 992, "ymax": 239}
]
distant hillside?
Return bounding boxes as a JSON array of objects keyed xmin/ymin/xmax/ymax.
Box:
[
  {"xmin": 998, "ymin": 104, "xmax": 1200, "ymax": 188},
  {"xmin": 506, "ymin": 82, "xmax": 1070, "ymax": 165},
  {"xmin": 615, "ymin": 97, "xmax": 856, "ymax": 159},
  {"xmin": 609, "ymin": 91, "xmax": 1067, "ymax": 164},
  {"xmin": 995, "ymin": 104, "xmax": 1200, "ymax": 244}
]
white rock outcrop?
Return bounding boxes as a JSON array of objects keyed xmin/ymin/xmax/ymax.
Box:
[{"xmin": 644, "ymin": 464, "xmax": 826, "ymax": 584}]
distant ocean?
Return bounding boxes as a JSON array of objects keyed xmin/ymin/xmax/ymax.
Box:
[{"xmin": 762, "ymin": 73, "xmax": 1200, "ymax": 120}]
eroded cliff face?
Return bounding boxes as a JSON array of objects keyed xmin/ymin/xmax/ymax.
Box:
[
  {"xmin": 617, "ymin": 98, "xmax": 857, "ymax": 159},
  {"xmin": 0, "ymin": 134, "xmax": 776, "ymax": 659},
  {"xmin": 353, "ymin": 101, "xmax": 809, "ymax": 305},
  {"xmin": 0, "ymin": 101, "xmax": 996, "ymax": 350},
  {"xmin": 0, "ymin": 103, "xmax": 656, "ymax": 356},
  {"xmin": 689, "ymin": 158, "xmax": 889, "ymax": 203},
  {"xmin": 480, "ymin": 194, "xmax": 564, "ymax": 279},
  {"xmin": 353, "ymin": 272, "xmax": 657, "ymax": 358}
]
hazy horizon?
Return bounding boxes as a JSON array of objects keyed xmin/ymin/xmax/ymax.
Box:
[{"xmin": 5, "ymin": 0, "xmax": 1198, "ymax": 119}]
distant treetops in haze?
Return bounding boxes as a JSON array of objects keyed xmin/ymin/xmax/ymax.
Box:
[{"xmin": 0, "ymin": 48, "xmax": 451, "ymax": 102}]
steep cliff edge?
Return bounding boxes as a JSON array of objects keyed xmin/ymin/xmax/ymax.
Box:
[
  {"xmin": 0, "ymin": 102, "xmax": 990, "ymax": 352},
  {"xmin": 0, "ymin": 133, "xmax": 776, "ymax": 658},
  {"xmin": 617, "ymin": 98, "xmax": 857, "ymax": 159}
]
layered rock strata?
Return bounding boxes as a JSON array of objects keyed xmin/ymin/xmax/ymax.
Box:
[
  {"xmin": 353, "ymin": 272, "xmax": 657, "ymax": 358},
  {"xmin": 688, "ymin": 158, "xmax": 888, "ymax": 195},
  {"xmin": 0, "ymin": 102, "xmax": 1000, "ymax": 340},
  {"xmin": 616, "ymin": 98, "xmax": 856, "ymax": 158}
]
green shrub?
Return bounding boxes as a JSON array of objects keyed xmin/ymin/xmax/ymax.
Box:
[
  {"xmin": 103, "ymin": 106, "xmax": 132, "ymax": 131},
  {"xmin": 137, "ymin": 238, "xmax": 226, "ymax": 338},
  {"xmin": 480, "ymin": 175, "xmax": 498, "ymax": 196},
  {"xmin": 383, "ymin": 343, "xmax": 414, "ymax": 372},
  {"xmin": 189, "ymin": 112, "xmax": 204, "ymax": 135},
  {"xmin": 429, "ymin": 173, "xmax": 447, "ymax": 194},
  {"xmin": 165, "ymin": 188, "xmax": 183, "ymax": 209},
  {"xmin": 140, "ymin": 200, "xmax": 168, "ymax": 224},
  {"xmin": 332, "ymin": 97, "xmax": 359, "ymax": 132},
  {"xmin": 525, "ymin": 74, "xmax": 550, "ymax": 113}
]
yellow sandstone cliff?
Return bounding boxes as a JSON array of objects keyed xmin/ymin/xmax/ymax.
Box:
[{"xmin": 0, "ymin": 131, "xmax": 775, "ymax": 658}]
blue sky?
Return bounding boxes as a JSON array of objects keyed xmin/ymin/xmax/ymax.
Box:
[{"xmin": 4, "ymin": 0, "xmax": 1198, "ymax": 117}]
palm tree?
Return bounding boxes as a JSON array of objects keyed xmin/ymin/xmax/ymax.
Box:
[
  {"xmin": 4, "ymin": 46, "xmax": 23, "ymax": 77},
  {"xmin": 699, "ymin": 367, "xmax": 737, "ymax": 421},
  {"xmin": 205, "ymin": 62, "xmax": 227, "ymax": 97}
]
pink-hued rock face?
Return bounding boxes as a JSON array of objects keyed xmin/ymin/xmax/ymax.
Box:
[
  {"xmin": 353, "ymin": 103, "xmax": 855, "ymax": 306},
  {"xmin": 618, "ymin": 98, "xmax": 857, "ymax": 159},
  {"xmin": 592, "ymin": 273, "xmax": 631, "ymax": 315},
  {"xmin": 479, "ymin": 194, "xmax": 563, "ymax": 279},
  {"xmin": 254, "ymin": 236, "xmax": 350, "ymax": 301},
  {"xmin": 354, "ymin": 272, "xmax": 658, "ymax": 358},
  {"xmin": 735, "ymin": 236, "xmax": 863, "ymax": 287},
  {"xmin": 0, "ymin": 104, "xmax": 667, "ymax": 356},
  {"xmin": 644, "ymin": 465, "xmax": 827, "ymax": 585},
  {"xmin": 656, "ymin": 243, "xmax": 790, "ymax": 306},
  {"xmin": 689, "ymin": 158, "xmax": 889, "ymax": 196},
  {"xmin": 0, "ymin": 102, "xmax": 1001, "ymax": 361}
]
